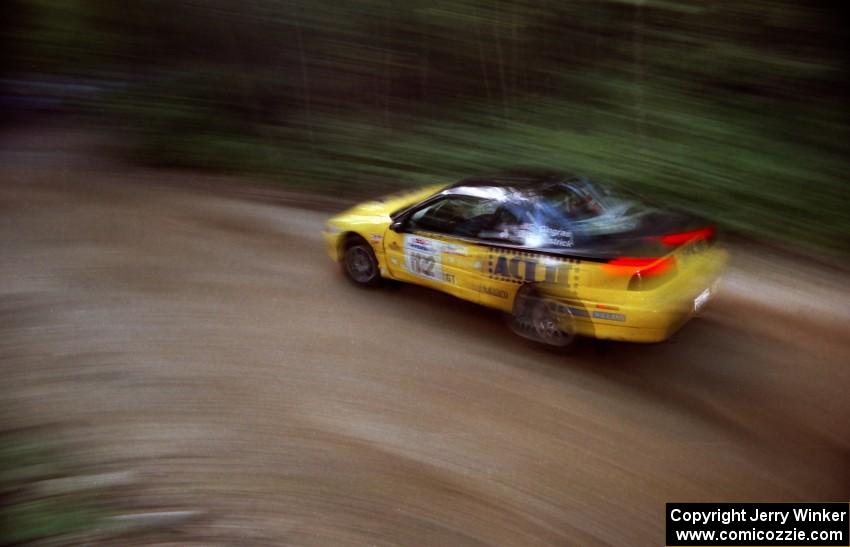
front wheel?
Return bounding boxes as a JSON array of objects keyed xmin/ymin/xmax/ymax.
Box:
[
  {"xmin": 509, "ymin": 285, "xmax": 576, "ymax": 349},
  {"xmin": 342, "ymin": 238, "xmax": 381, "ymax": 287}
]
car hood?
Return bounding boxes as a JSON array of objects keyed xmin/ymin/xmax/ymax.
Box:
[{"xmin": 333, "ymin": 184, "xmax": 446, "ymax": 222}]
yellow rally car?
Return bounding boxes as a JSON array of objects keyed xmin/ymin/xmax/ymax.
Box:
[{"xmin": 323, "ymin": 169, "xmax": 727, "ymax": 348}]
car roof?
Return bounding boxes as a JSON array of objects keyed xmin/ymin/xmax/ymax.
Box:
[
  {"xmin": 443, "ymin": 168, "xmax": 593, "ymax": 200},
  {"xmin": 448, "ymin": 168, "xmax": 580, "ymax": 189}
]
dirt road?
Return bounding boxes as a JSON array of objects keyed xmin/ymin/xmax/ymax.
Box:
[{"xmin": 2, "ymin": 137, "xmax": 849, "ymax": 545}]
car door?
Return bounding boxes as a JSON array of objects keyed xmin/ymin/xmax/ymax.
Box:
[
  {"xmin": 384, "ymin": 195, "xmax": 495, "ymax": 304},
  {"xmin": 474, "ymin": 199, "xmax": 583, "ymax": 312}
]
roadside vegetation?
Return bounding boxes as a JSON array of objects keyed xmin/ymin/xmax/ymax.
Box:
[
  {"xmin": 1, "ymin": 432, "xmax": 106, "ymax": 544},
  {"xmin": 5, "ymin": 0, "xmax": 849, "ymax": 255}
]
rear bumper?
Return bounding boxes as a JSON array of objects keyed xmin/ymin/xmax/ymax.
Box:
[{"xmin": 572, "ymin": 282, "xmax": 719, "ymax": 342}]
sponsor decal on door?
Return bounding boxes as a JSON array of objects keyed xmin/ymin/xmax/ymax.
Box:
[{"xmin": 404, "ymin": 235, "xmax": 443, "ymax": 282}]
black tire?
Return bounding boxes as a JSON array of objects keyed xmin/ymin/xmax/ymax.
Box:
[
  {"xmin": 342, "ymin": 236, "xmax": 381, "ymax": 287},
  {"xmin": 509, "ymin": 285, "xmax": 577, "ymax": 349}
]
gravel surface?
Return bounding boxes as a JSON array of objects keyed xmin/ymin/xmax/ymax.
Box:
[{"xmin": 1, "ymin": 128, "xmax": 848, "ymax": 545}]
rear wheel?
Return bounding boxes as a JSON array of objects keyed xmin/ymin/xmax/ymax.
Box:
[
  {"xmin": 342, "ymin": 236, "xmax": 381, "ymax": 287},
  {"xmin": 510, "ymin": 285, "xmax": 576, "ymax": 349}
]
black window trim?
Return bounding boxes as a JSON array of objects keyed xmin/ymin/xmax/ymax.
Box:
[
  {"xmin": 394, "ymin": 190, "xmax": 612, "ymax": 262},
  {"xmin": 397, "ymin": 193, "xmax": 490, "ymax": 234}
]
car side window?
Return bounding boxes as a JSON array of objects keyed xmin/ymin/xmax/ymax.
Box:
[
  {"xmin": 479, "ymin": 202, "xmax": 578, "ymax": 249},
  {"xmin": 408, "ymin": 196, "xmax": 500, "ymax": 237},
  {"xmin": 538, "ymin": 185, "xmax": 602, "ymax": 223},
  {"xmin": 476, "ymin": 204, "xmax": 529, "ymax": 244}
]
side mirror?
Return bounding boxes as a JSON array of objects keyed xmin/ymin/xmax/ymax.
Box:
[{"xmin": 390, "ymin": 219, "xmax": 406, "ymax": 233}]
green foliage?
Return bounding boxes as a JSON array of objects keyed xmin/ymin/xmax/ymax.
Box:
[
  {"xmin": 7, "ymin": 0, "xmax": 849, "ymax": 254},
  {"xmin": 3, "ymin": 499, "xmax": 100, "ymax": 544},
  {"xmin": 0, "ymin": 434, "xmax": 105, "ymax": 544}
]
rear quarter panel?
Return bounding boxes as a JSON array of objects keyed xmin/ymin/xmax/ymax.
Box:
[{"xmin": 531, "ymin": 241, "xmax": 728, "ymax": 342}]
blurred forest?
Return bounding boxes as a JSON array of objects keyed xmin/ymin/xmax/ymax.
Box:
[{"xmin": 4, "ymin": 0, "xmax": 849, "ymax": 254}]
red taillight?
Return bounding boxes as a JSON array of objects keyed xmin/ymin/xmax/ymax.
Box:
[
  {"xmin": 601, "ymin": 256, "xmax": 675, "ymax": 277},
  {"xmin": 602, "ymin": 256, "xmax": 677, "ymax": 291},
  {"xmin": 658, "ymin": 227, "xmax": 714, "ymax": 246},
  {"xmin": 602, "ymin": 256, "xmax": 678, "ymax": 291},
  {"xmin": 605, "ymin": 257, "xmax": 657, "ymax": 268}
]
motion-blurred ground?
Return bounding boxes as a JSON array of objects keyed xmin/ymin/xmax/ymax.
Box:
[{"xmin": 1, "ymin": 125, "xmax": 848, "ymax": 545}]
